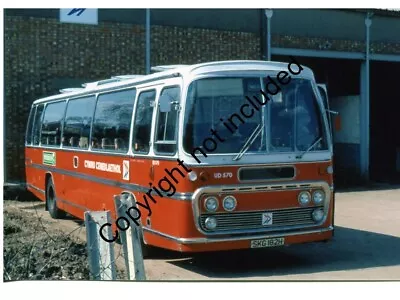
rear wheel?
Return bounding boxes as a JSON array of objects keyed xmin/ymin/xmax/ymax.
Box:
[{"xmin": 46, "ymin": 178, "xmax": 65, "ymax": 219}]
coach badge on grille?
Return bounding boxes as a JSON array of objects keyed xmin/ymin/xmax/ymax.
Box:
[{"xmin": 262, "ymin": 212, "xmax": 273, "ymax": 226}]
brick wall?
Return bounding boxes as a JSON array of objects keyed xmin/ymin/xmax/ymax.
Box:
[{"xmin": 4, "ymin": 16, "xmax": 261, "ymax": 182}]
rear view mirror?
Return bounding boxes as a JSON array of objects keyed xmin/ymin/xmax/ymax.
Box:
[
  {"xmin": 316, "ymin": 84, "xmax": 339, "ymax": 115},
  {"xmin": 159, "ymin": 95, "xmax": 171, "ymax": 112},
  {"xmin": 326, "ymin": 109, "xmax": 339, "ymax": 115}
]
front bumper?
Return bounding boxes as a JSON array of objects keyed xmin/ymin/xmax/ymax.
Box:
[{"xmin": 143, "ymin": 225, "xmax": 334, "ymax": 252}]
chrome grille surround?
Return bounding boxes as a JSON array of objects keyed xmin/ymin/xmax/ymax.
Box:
[
  {"xmin": 200, "ymin": 206, "xmax": 323, "ymax": 232},
  {"xmin": 191, "ymin": 181, "xmax": 331, "ymax": 236}
]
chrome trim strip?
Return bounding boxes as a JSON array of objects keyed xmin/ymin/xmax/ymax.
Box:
[
  {"xmin": 27, "ymin": 183, "xmax": 45, "ymax": 194},
  {"xmin": 30, "ymin": 163, "xmax": 192, "ymax": 201},
  {"xmin": 142, "ymin": 225, "xmax": 333, "ymax": 244},
  {"xmin": 191, "ymin": 181, "xmax": 331, "ymax": 236},
  {"xmin": 26, "ymin": 145, "xmax": 129, "ymax": 157},
  {"xmin": 181, "ymin": 159, "xmax": 332, "ymax": 168},
  {"xmin": 57, "ymin": 197, "xmax": 89, "ymax": 212},
  {"xmin": 25, "ymin": 145, "xmax": 181, "ymax": 161}
]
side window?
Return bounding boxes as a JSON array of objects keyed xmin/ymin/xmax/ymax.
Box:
[
  {"xmin": 41, "ymin": 101, "xmax": 66, "ymax": 146},
  {"xmin": 154, "ymin": 86, "xmax": 180, "ymax": 154},
  {"xmin": 63, "ymin": 96, "xmax": 96, "ymax": 149},
  {"xmin": 132, "ymin": 90, "xmax": 156, "ymax": 153},
  {"xmin": 32, "ymin": 104, "xmax": 45, "ymax": 146},
  {"xmin": 92, "ymin": 89, "xmax": 136, "ymax": 152},
  {"xmin": 26, "ymin": 105, "xmax": 36, "ymax": 145}
]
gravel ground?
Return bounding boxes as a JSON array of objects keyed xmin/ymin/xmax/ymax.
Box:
[
  {"xmin": 3, "ymin": 184, "xmax": 400, "ymax": 281},
  {"xmin": 3, "ymin": 204, "xmax": 90, "ymax": 281}
]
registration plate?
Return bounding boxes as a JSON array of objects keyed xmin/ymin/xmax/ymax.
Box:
[{"xmin": 250, "ymin": 237, "xmax": 285, "ymax": 248}]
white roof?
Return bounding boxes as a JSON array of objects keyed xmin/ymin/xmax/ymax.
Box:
[{"xmin": 33, "ymin": 60, "xmax": 314, "ymax": 105}]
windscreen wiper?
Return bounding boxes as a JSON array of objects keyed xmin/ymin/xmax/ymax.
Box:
[
  {"xmin": 295, "ymin": 136, "xmax": 323, "ymax": 159},
  {"xmin": 233, "ymin": 124, "xmax": 264, "ymax": 161}
]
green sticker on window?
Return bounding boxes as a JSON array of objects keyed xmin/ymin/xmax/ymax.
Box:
[{"xmin": 43, "ymin": 151, "xmax": 56, "ymax": 166}]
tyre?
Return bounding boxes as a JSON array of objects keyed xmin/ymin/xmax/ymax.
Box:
[{"xmin": 46, "ymin": 178, "xmax": 65, "ymax": 219}]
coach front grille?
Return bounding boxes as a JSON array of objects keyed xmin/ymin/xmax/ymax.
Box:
[{"xmin": 199, "ymin": 206, "xmax": 322, "ymax": 233}]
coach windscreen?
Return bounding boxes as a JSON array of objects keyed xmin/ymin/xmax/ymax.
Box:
[{"xmin": 183, "ymin": 76, "xmax": 328, "ymax": 156}]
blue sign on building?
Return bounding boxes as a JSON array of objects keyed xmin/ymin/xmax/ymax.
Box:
[{"xmin": 60, "ymin": 8, "xmax": 98, "ymax": 25}]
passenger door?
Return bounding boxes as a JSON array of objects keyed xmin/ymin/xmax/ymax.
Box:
[
  {"xmin": 30, "ymin": 103, "xmax": 45, "ymax": 189},
  {"xmin": 25, "ymin": 105, "xmax": 36, "ymax": 189},
  {"xmin": 131, "ymin": 88, "xmax": 158, "ymax": 188}
]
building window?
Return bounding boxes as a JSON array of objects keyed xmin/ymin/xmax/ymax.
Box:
[
  {"xmin": 132, "ymin": 90, "xmax": 156, "ymax": 154},
  {"xmin": 154, "ymin": 86, "xmax": 180, "ymax": 155},
  {"xmin": 32, "ymin": 104, "xmax": 45, "ymax": 146},
  {"xmin": 63, "ymin": 96, "xmax": 96, "ymax": 149},
  {"xmin": 91, "ymin": 89, "xmax": 136, "ymax": 152},
  {"xmin": 41, "ymin": 101, "xmax": 66, "ymax": 147}
]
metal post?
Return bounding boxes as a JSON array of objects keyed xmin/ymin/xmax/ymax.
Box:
[
  {"xmin": 84, "ymin": 211, "xmax": 117, "ymax": 280},
  {"xmin": 114, "ymin": 193, "xmax": 146, "ymax": 280},
  {"xmin": 264, "ymin": 9, "xmax": 273, "ymax": 61},
  {"xmin": 360, "ymin": 13, "xmax": 372, "ymax": 181},
  {"xmin": 145, "ymin": 8, "xmax": 151, "ymax": 74}
]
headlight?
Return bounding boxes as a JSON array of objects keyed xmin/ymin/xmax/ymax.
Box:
[
  {"xmin": 298, "ymin": 191, "xmax": 311, "ymax": 206},
  {"xmin": 312, "ymin": 190, "xmax": 325, "ymax": 205},
  {"xmin": 222, "ymin": 196, "xmax": 237, "ymax": 211},
  {"xmin": 312, "ymin": 208, "xmax": 324, "ymax": 222},
  {"xmin": 204, "ymin": 217, "xmax": 217, "ymax": 230},
  {"xmin": 204, "ymin": 197, "xmax": 218, "ymax": 212}
]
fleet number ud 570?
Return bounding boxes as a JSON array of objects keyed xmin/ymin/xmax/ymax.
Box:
[{"xmin": 214, "ymin": 172, "xmax": 233, "ymax": 179}]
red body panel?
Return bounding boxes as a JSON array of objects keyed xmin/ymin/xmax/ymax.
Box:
[{"xmin": 25, "ymin": 146, "xmax": 334, "ymax": 253}]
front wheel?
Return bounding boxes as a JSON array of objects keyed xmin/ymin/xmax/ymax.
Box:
[{"xmin": 46, "ymin": 178, "xmax": 66, "ymax": 219}]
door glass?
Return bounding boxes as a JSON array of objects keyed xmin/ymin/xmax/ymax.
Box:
[
  {"xmin": 26, "ymin": 106, "xmax": 36, "ymax": 145},
  {"xmin": 32, "ymin": 104, "xmax": 45, "ymax": 145},
  {"xmin": 132, "ymin": 90, "xmax": 156, "ymax": 153},
  {"xmin": 154, "ymin": 86, "xmax": 180, "ymax": 154}
]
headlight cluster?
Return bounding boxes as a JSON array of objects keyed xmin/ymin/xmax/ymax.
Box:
[
  {"xmin": 298, "ymin": 190, "xmax": 326, "ymax": 223},
  {"xmin": 298, "ymin": 190, "xmax": 325, "ymax": 206},
  {"xmin": 204, "ymin": 195, "xmax": 237, "ymax": 213},
  {"xmin": 203, "ymin": 195, "xmax": 237, "ymax": 230}
]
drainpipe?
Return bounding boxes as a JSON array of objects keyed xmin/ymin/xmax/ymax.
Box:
[
  {"xmin": 360, "ymin": 12, "xmax": 372, "ymax": 181},
  {"xmin": 264, "ymin": 9, "xmax": 273, "ymax": 61},
  {"xmin": 145, "ymin": 9, "xmax": 151, "ymax": 74}
]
